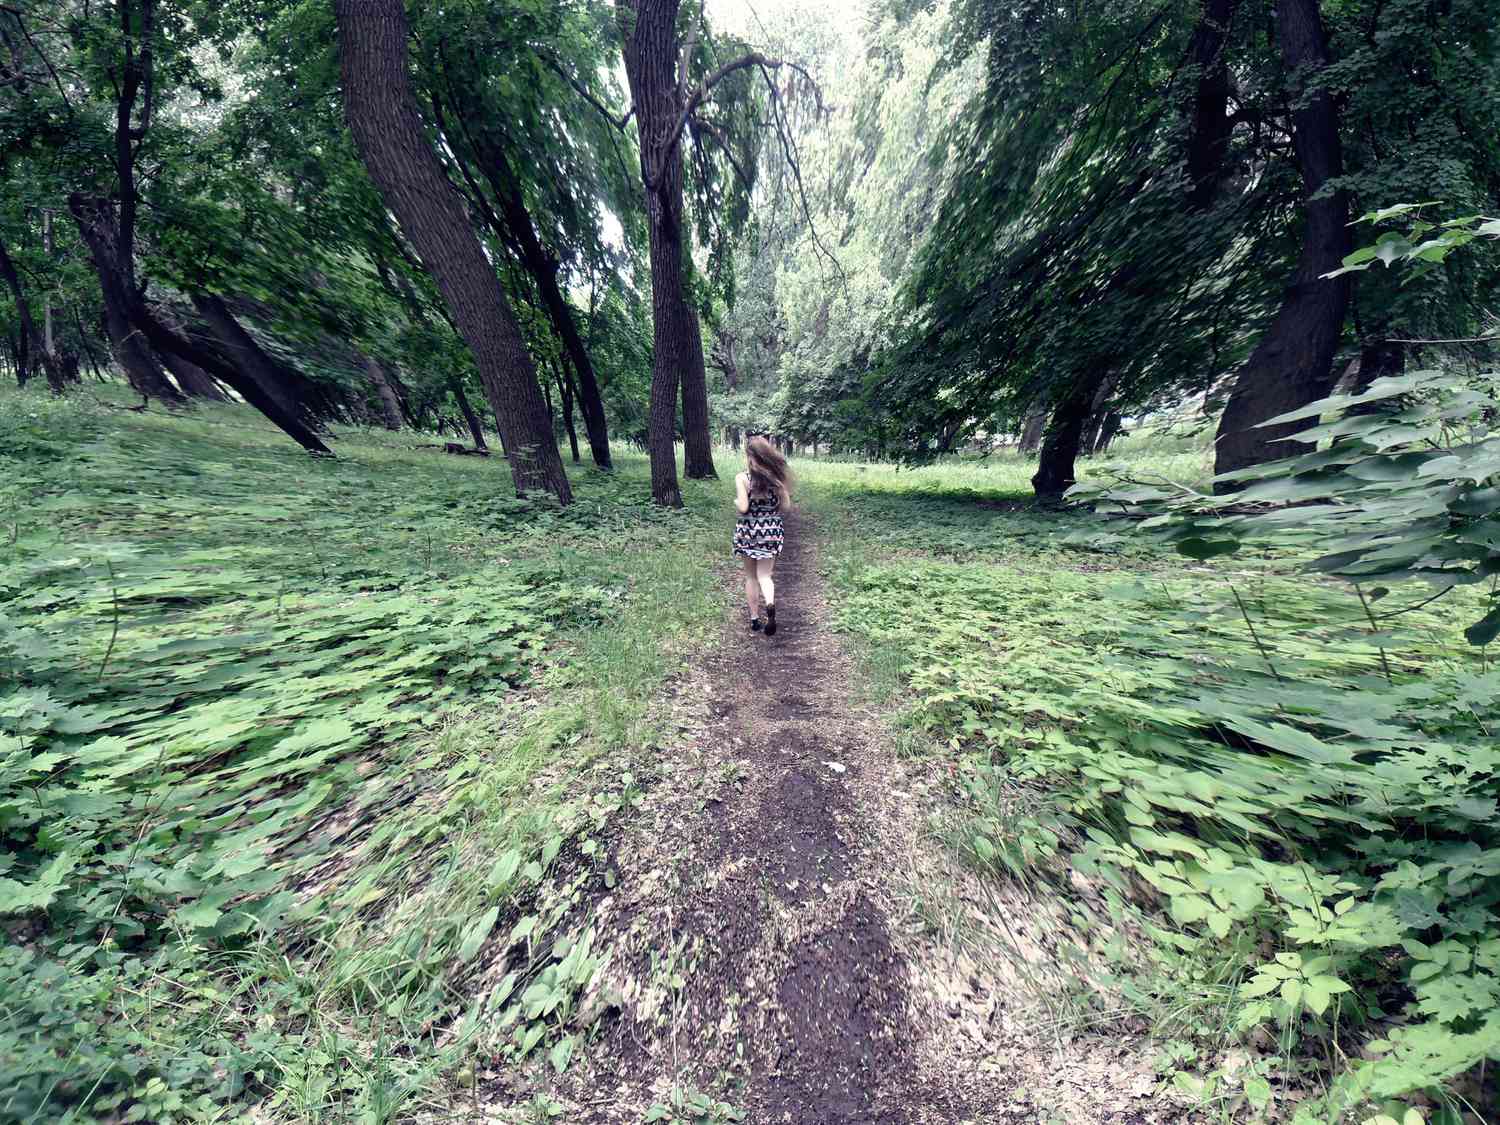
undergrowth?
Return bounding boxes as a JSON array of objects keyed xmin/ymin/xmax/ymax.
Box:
[
  {"xmin": 0, "ymin": 385, "xmax": 724, "ymax": 1122},
  {"xmin": 802, "ymin": 455, "xmax": 1498, "ymax": 1124}
]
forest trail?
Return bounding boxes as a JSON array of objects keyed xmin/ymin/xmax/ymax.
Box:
[{"xmin": 524, "ymin": 509, "xmax": 1174, "ymax": 1124}]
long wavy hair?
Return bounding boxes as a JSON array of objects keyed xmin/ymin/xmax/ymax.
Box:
[{"xmin": 745, "ymin": 435, "xmax": 793, "ymax": 506}]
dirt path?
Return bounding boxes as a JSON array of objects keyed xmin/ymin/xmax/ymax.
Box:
[{"xmin": 525, "ymin": 508, "xmax": 1174, "ymax": 1124}]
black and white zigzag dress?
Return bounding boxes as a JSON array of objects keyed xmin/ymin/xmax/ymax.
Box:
[{"xmin": 733, "ymin": 488, "xmax": 784, "ymax": 560}]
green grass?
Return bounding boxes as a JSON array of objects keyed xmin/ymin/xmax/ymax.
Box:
[
  {"xmin": 0, "ymin": 385, "xmax": 729, "ymax": 1123},
  {"xmin": 796, "ymin": 449, "xmax": 1499, "ymax": 1124},
  {"xmin": 797, "ymin": 440, "xmax": 1213, "ymax": 501}
]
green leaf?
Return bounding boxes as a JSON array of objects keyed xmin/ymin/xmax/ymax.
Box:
[
  {"xmin": 458, "ymin": 907, "xmax": 499, "ymax": 963},
  {"xmin": 549, "ymin": 1035, "xmax": 574, "ymax": 1074},
  {"xmin": 1465, "ymin": 607, "xmax": 1500, "ymax": 647},
  {"xmin": 1175, "ymin": 537, "xmax": 1239, "ymax": 560}
]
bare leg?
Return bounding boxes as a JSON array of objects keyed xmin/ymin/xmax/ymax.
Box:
[
  {"xmin": 742, "ymin": 558, "xmax": 761, "ymax": 620},
  {"xmin": 756, "ymin": 557, "xmax": 776, "ymax": 609}
]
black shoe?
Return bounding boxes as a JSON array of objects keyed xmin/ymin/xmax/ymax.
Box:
[
  {"xmin": 750, "ymin": 617, "xmax": 763, "ymax": 633},
  {"xmin": 764, "ymin": 604, "xmax": 777, "ymax": 636}
]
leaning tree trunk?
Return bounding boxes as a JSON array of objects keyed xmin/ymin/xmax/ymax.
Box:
[
  {"xmin": 159, "ymin": 351, "xmax": 227, "ymax": 401},
  {"xmin": 191, "ymin": 293, "xmax": 331, "ymax": 430},
  {"xmin": 127, "ymin": 302, "xmax": 333, "ymax": 453},
  {"xmin": 1213, "ymin": 0, "xmax": 1351, "ymax": 484},
  {"xmin": 447, "ymin": 374, "xmax": 488, "ymax": 451},
  {"xmin": 619, "ymin": 0, "xmax": 718, "ymax": 505},
  {"xmin": 335, "ymin": 0, "xmax": 570, "ymax": 502},
  {"xmin": 1031, "ymin": 383, "xmax": 1096, "ymax": 502},
  {"xmin": 67, "ymin": 199, "xmax": 185, "ymax": 405},
  {"xmin": 462, "ymin": 130, "xmax": 613, "ymax": 469},
  {"xmin": 361, "ymin": 354, "xmax": 404, "ymax": 430}
]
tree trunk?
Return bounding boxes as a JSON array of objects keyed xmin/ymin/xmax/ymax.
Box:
[
  {"xmin": 0, "ymin": 229, "xmax": 40, "ymax": 389},
  {"xmin": 1018, "ymin": 408, "xmax": 1048, "ymax": 453},
  {"xmin": 335, "ymin": 0, "xmax": 570, "ymax": 503},
  {"xmin": 1346, "ymin": 340, "xmax": 1405, "ymax": 417},
  {"xmin": 452, "ymin": 120, "xmax": 614, "ymax": 470},
  {"xmin": 1093, "ymin": 411, "xmax": 1124, "ymax": 454},
  {"xmin": 1186, "ymin": 0, "xmax": 1239, "ymax": 212},
  {"xmin": 362, "ymin": 353, "xmax": 404, "ymax": 430},
  {"xmin": 619, "ymin": 0, "xmax": 718, "ymax": 504},
  {"xmin": 1212, "ymin": 0, "xmax": 1351, "ymax": 484},
  {"xmin": 159, "ymin": 350, "xmax": 227, "ymax": 400},
  {"xmin": 68, "ymin": 198, "xmax": 185, "ymax": 405},
  {"xmin": 558, "ymin": 362, "xmax": 582, "ymax": 464},
  {"xmin": 1078, "ymin": 376, "xmax": 1117, "ymax": 457},
  {"xmin": 448, "ymin": 375, "xmax": 488, "ymax": 451},
  {"xmin": 1031, "ymin": 385, "xmax": 1095, "ymax": 502},
  {"xmin": 191, "ymin": 292, "xmax": 329, "ymax": 429},
  {"xmin": 126, "ymin": 301, "xmax": 333, "ymax": 453}
]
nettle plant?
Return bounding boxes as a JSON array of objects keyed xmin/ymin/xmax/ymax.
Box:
[{"xmin": 1069, "ymin": 211, "xmax": 1500, "ymax": 1119}]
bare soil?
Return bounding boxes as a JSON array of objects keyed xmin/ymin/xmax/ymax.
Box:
[{"xmin": 491, "ymin": 509, "xmax": 1192, "ymax": 1124}]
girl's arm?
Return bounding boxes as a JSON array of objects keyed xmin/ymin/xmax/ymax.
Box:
[{"xmin": 734, "ymin": 472, "xmax": 750, "ymax": 514}]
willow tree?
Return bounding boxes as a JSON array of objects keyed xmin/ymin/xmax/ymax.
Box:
[
  {"xmin": 334, "ymin": 0, "xmax": 570, "ymax": 502},
  {"xmin": 611, "ymin": 1, "xmax": 803, "ymax": 505},
  {"xmin": 1211, "ymin": 0, "xmax": 1351, "ymax": 481}
]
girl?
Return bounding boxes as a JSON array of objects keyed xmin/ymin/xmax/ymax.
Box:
[{"xmin": 733, "ymin": 435, "xmax": 792, "ymax": 635}]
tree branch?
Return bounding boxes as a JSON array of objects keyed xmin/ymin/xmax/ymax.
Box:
[{"xmin": 538, "ymin": 51, "xmax": 633, "ymax": 132}]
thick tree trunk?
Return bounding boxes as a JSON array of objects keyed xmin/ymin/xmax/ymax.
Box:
[
  {"xmin": 361, "ymin": 354, "xmax": 404, "ymax": 430},
  {"xmin": 191, "ymin": 293, "xmax": 329, "ymax": 429},
  {"xmin": 619, "ymin": 0, "xmax": 717, "ymax": 504},
  {"xmin": 68, "ymin": 198, "xmax": 185, "ymax": 405},
  {"xmin": 335, "ymin": 0, "xmax": 570, "ymax": 503},
  {"xmin": 159, "ymin": 351, "xmax": 227, "ymax": 401},
  {"xmin": 126, "ymin": 302, "xmax": 332, "ymax": 453},
  {"xmin": 1018, "ymin": 408, "xmax": 1048, "ymax": 453},
  {"xmin": 1031, "ymin": 384, "xmax": 1095, "ymax": 502},
  {"xmin": 1186, "ymin": 0, "xmax": 1239, "ymax": 211},
  {"xmin": 1213, "ymin": 0, "xmax": 1351, "ymax": 484}
]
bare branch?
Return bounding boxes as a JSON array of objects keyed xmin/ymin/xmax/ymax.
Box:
[
  {"xmin": 692, "ymin": 118, "xmax": 752, "ymax": 189},
  {"xmin": 538, "ymin": 50, "xmax": 633, "ymax": 132}
]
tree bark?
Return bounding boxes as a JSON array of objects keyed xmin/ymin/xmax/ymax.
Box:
[
  {"xmin": 618, "ymin": 0, "xmax": 718, "ymax": 505},
  {"xmin": 190, "ymin": 292, "xmax": 332, "ymax": 428},
  {"xmin": 159, "ymin": 350, "xmax": 227, "ymax": 401},
  {"xmin": 68, "ymin": 197, "xmax": 185, "ymax": 405},
  {"xmin": 1186, "ymin": 0, "xmax": 1239, "ymax": 212},
  {"xmin": 1212, "ymin": 0, "xmax": 1351, "ymax": 484},
  {"xmin": 1031, "ymin": 384, "xmax": 1095, "ymax": 502},
  {"xmin": 0, "ymin": 229, "xmax": 40, "ymax": 389},
  {"xmin": 1093, "ymin": 411, "xmax": 1124, "ymax": 454},
  {"xmin": 1018, "ymin": 407, "xmax": 1048, "ymax": 453},
  {"xmin": 446, "ymin": 375, "xmax": 488, "ymax": 451},
  {"xmin": 557, "ymin": 361, "xmax": 581, "ymax": 464},
  {"xmin": 1346, "ymin": 339, "xmax": 1405, "ymax": 418},
  {"xmin": 361, "ymin": 353, "xmax": 404, "ymax": 430},
  {"xmin": 128, "ymin": 302, "xmax": 333, "ymax": 453},
  {"xmin": 335, "ymin": 0, "xmax": 570, "ymax": 502},
  {"xmin": 446, "ymin": 111, "xmax": 614, "ymax": 470}
]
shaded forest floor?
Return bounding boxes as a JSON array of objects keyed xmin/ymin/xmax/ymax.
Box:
[{"xmin": 2, "ymin": 387, "xmax": 1492, "ymax": 1124}]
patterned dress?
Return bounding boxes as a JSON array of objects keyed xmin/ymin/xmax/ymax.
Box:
[{"xmin": 734, "ymin": 485, "xmax": 784, "ymax": 560}]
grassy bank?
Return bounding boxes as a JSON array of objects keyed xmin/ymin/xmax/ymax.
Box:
[
  {"xmin": 798, "ymin": 451, "xmax": 1498, "ymax": 1125},
  {"xmin": 0, "ymin": 386, "xmax": 727, "ymax": 1123}
]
